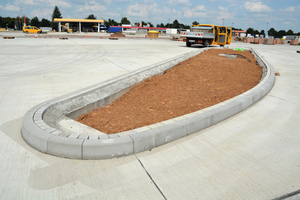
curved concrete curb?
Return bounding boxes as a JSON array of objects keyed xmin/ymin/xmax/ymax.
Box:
[{"xmin": 22, "ymin": 48, "xmax": 275, "ymax": 159}]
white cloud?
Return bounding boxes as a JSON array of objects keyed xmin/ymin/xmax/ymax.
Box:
[
  {"xmin": 244, "ymin": 2, "xmax": 272, "ymax": 13},
  {"xmin": 168, "ymin": 0, "xmax": 192, "ymax": 6},
  {"xmin": 30, "ymin": 8, "xmax": 52, "ymax": 18},
  {"xmin": 218, "ymin": 6, "xmax": 228, "ymax": 11},
  {"xmin": 195, "ymin": 5, "xmax": 205, "ymax": 11},
  {"xmin": 77, "ymin": 1, "xmax": 106, "ymax": 13},
  {"xmin": 183, "ymin": 7, "xmax": 207, "ymax": 18},
  {"xmin": 280, "ymin": 6, "xmax": 295, "ymax": 13},
  {"xmin": 126, "ymin": 3, "xmax": 150, "ymax": 17},
  {"xmin": 102, "ymin": 11, "xmax": 120, "ymax": 19},
  {"xmin": 13, "ymin": 0, "xmax": 71, "ymax": 8},
  {"xmin": 253, "ymin": 13, "xmax": 267, "ymax": 17},
  {"xmin": 126, "ymin": 3, "xmax": 162, "ymax": 17},
  {"xmin": 13, "ymin": 0, "xmax": 35, "ymax": 5},
  {"xmin": 46, "ymin": 0, "xmax": 71, "ymax": 8},
  {"xmin": 2, "ymin": 3, "xmax": 20, "ymax": 11}
]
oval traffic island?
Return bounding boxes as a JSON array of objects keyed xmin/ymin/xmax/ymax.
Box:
[{"xmin": 22, "ymin": 47, "xmax": 275, "ymax": 159}]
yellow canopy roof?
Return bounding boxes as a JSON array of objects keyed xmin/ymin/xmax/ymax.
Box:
[{"xmin": 53, "ymin": 18, "xmax": 104, "ymax": 23}]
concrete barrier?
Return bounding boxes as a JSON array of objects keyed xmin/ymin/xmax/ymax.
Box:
[{"xmin": 21, "ymin": 47, "xmax": 275, "ymax": 159}]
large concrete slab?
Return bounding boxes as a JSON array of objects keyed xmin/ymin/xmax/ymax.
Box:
[
  {"xmin": 136, "ymin": 43, "xmax": 300, "ymax": 200},
  {"xmin": 0, "ymin": 33, "xmax": 299, "ymax": 199}
]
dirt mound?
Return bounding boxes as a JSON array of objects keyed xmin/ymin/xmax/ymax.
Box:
[
  {"xmin": 77, "ymin": 49, "xmax": 262, "ymax": 134},
  {"xmin": 109, "ymin": 32, "xmax": 126, "ymax": 37}
]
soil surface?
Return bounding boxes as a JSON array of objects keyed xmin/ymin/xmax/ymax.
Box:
[
  {"xmin": 77, "ymin": 49, "xmax": 262, "ymax": 134},
  {"xmin": 110, "ymin": 32, "xmax": 126, "ymax": 37}
]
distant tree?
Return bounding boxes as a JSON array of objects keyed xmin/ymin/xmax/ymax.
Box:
[
  {"xmin": 232, "ymin": 27, "xmax": 242, "ymax": 31},
  {"xmin": 141, "ymin": 21, "xmax": 147, "ymax": 27},
  {"xmin": 286, "ymin": 29, "xmax": 294, "ymax": 35},
  {"xmin": 121, "ymin": 17, "xmax": 130, "ymax": 25},
  {"xmin": 147, "ymin": 22, "xmax": 154, "ymax": 27},
  {"xmin": 260, "ymin": 30, "xmax": 265, "ymax": 37},
  {"xmin": 172, "ymin": 19, "xmax": 180, "ymax": 28},
  {"xmin": 246, "ymin": 28, "xmax": 254, "ymax": 35},
  {"xmin": 0, "ymin": 17, "xmax": 14, "ymax": 28},
  {"xmin": 40, "ymin": 18, "xmax": 51, "ymax": 27},
  {"xmin": 156, "ymin": 23, "xmax": 165, "ymax": 28},
  {"xmin": 192, "ymin": 21, "xmax": 199, "ymax": 25},
  {"xmin": 52, "ymin": 6, "xmax": 62, "ymax": 31},
  {"xmin": 31, "ymin": 16, "xmax": 40, "ymax": 27},
  {"xmin": 268, "ymin": 28, "xmax": 277, "ymax": 38},
  {"xmin": 86, "ymin": 14, "xmax": 96, "ymax": 19},
  {"xmin": 182, "ymin": 24, "xmax": 190, "ymax": 29},
  {"xmin": 104, "ymin": 18, "xmax": 119, "ymax": 27},
  {"xmin": 277, "ymin": 30, "xmax": 286, "ymax": 38},
  {"xmin": 253, "ymin": 30, "xmax": 259, "ymax": 35}
]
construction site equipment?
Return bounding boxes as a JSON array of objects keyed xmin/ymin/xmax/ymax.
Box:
[
  {"xmin": 3, "ymin": 36, "xmax": 15, "ymax": 39},
  {"xmin": 180, "ymin": 24, "xmax": 232, "ymax": 47},
  {"xmin": 148, "ymin": 31, "xmax": 159, "ymax": 38}
]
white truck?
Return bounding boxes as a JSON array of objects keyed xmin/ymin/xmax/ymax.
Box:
[{"xmin": 181, "ymin": 24, "xmax": 232, "ymax": 47}]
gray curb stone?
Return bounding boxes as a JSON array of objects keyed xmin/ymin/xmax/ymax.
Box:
[{"xmin": 21, "ymin": 47, "xmax": 275, "ymax": 160}]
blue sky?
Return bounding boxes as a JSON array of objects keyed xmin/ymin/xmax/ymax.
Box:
[{"xmin": 0, "ymin": 0, "xmax": 299, "ymax": 32}]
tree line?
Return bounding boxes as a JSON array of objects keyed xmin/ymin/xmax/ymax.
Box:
[
  {"xmin": 0, "ymin": 16, "xmax": 51, "ymax": 30},
  {"xmin": 246, "ymin": 27, "xmax": 299, "ymax": 38},
  {"xmin": 1, "ymin": 6, "xmax": 299, "ymax": 37}
]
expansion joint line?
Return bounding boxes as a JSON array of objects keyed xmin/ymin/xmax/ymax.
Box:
[
  {"xmin": 69, "ymin": 40, "xmax": 130, "ymax": 72},
  {"xmin": 269, "ymin": 95, "xmax": 300, "ymax": 106},
  {"xmin": 272, "ymin": 189, "xmax": 300, "ymax": 200},
  {"xmin": 135, "ymin": 155, "xmax": 167, "ymax": 200},
  {"xmin": 105, "ymin": 59, "xmax": 130, "ymax": 72}
]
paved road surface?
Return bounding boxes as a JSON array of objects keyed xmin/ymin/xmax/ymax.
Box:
[{"xmin": 0, "ymin": 33, "xmax": 299, "ymax": 199}]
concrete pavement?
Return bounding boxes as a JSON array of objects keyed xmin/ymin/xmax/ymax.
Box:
[{"xmin": 0, "ymin": 33, "xmax": 299, "ymax": 199}]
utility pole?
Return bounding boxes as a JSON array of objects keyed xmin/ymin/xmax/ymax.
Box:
[
  {"xmin": 266, "ymin": 22, "xmax": 268, "ymax": 38},
  {"xmin": 20, "ymin": 9, "xmax": 23, "ymax": 30}
]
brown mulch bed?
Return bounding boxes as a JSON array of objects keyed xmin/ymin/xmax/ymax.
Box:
[{"xmin": 77, "ymin": 49, "xmax": 262, "ymax": 134}]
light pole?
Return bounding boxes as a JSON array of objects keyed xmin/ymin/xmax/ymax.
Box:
[
  {"xmin": 266, "ymin": 22, "xmax": 268, "ymax": 38},
  {"xmin": 222, "ymin": 18, "xmax": 224, "ymax": 26},
  {"xmin": 20, "ymin": 9, "xmax": 23, "ymax": 30}
]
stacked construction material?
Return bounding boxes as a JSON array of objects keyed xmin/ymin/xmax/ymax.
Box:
[
  {"xmin": 148, "ymin": 31, "xmax": 159, "ymax": 38},
  {"xmin": 264, "ymin": 38, "xmax": 273, "ymax": 45},
  {"xmin": 290, "ymin": 40, "xmax": 299, "ymax": 45},
  {"xmin": 258, "ymin": 38, "xmax": 264, "ymax": 44}
]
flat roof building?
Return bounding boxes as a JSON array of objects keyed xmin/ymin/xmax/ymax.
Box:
[{"xmin": 52, "ymin": 18, "xmax": 105, "ymax": 33}]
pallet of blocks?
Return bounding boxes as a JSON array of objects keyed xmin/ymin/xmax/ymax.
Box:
[
  {"xmin": 264, "ymin": 38, "xmax": 273, "ymax": 45},
  {"xmin": 290, "ymin": 40, "xmax": 298, "ymax": 45}
]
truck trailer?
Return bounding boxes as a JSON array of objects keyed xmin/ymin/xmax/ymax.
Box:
[
  {"xmin": 107, "ymin": 26, "xmax": 122, "ymax": 33},
  {"xmin": 181, "ymin": 24, "xmax": 232, "ymax": 47}
]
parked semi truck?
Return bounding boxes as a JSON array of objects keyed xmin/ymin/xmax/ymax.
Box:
[{"xmin": 181, "ymin": 24, "xmax": 232, "ymax": 47}]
